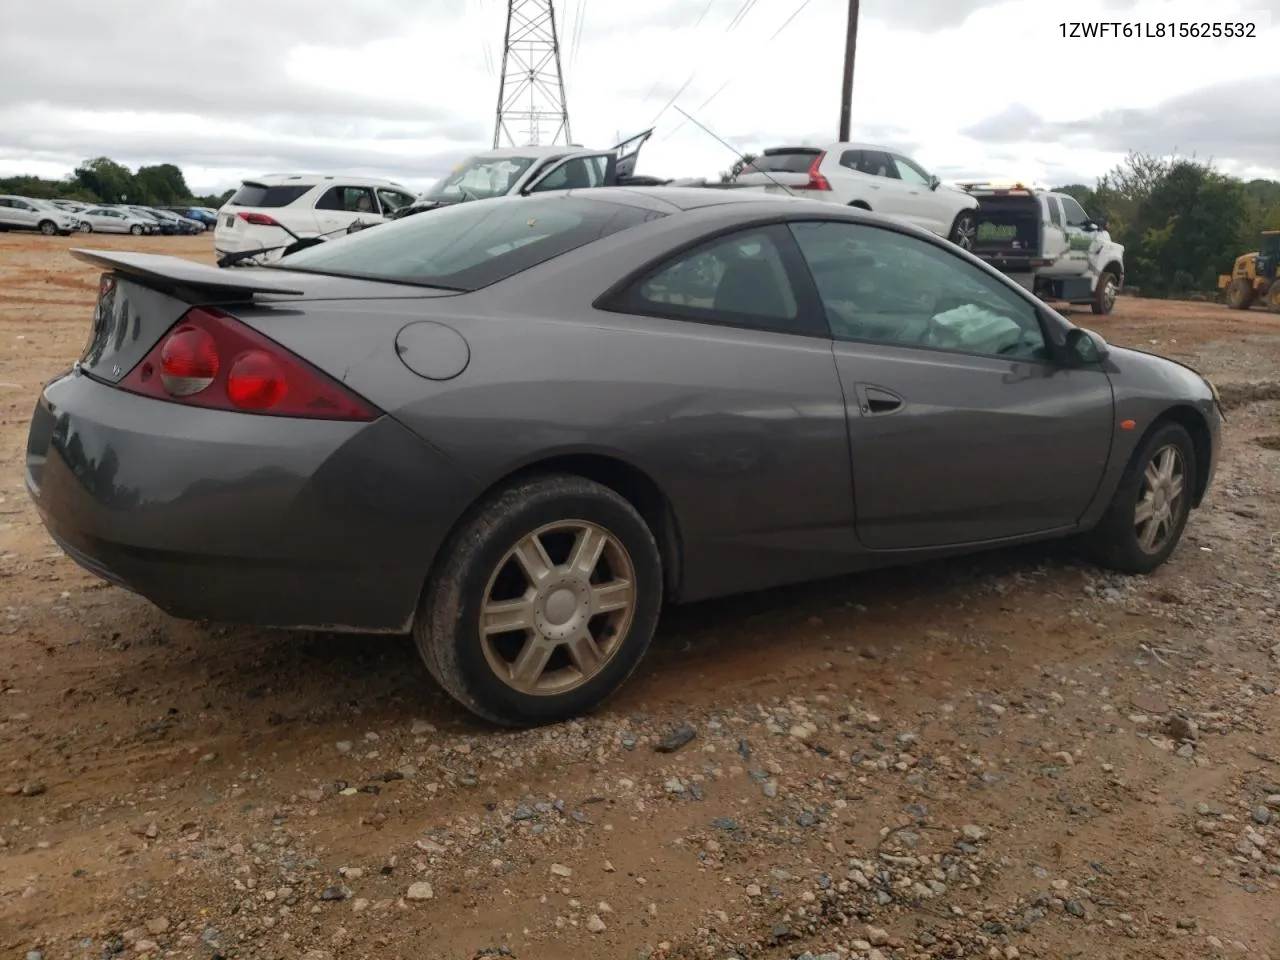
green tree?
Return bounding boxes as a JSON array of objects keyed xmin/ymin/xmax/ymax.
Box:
[
  {"xmin": 1126, "ymin": 160, "xmax": 1244, "ymax": 295},
  {"xmin": 73, "ymin": 156, "xmax": 136, "ymax": 203},
  {"xmin": 134, "ymin": 163, "xmax": 191, "ymax": 204}
]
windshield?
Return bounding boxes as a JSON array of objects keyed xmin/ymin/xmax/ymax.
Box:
[
  {"xmin": 274, "ymin": 194, "xmax": 663, "ymax": 291},
  {"xmin": 423, "ymin": 155, "xmax": 538, "ymax": 202}
]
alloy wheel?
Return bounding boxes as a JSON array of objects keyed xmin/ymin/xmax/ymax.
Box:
[
  {"xmin": 1134, "ymin": 444, "xmax": 1186, "ymax": 554},
  {"xmin": 479, "ymin": 520, "xmax": 637, "ymax": 695}
]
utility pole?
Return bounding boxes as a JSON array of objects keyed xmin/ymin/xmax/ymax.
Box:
[
  {"xmin": 493, "ymin": 0, "xmax": 572, "ymax": 148},
  {"xmin": 838, "ymin": 0, "xmax": 859, "ymax": 141}
]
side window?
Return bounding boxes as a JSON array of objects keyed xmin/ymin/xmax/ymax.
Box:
[
  {"xmin": 15, "ymin": 200, "xmax": 34, "ymax": 211},
  {"xmin": 1046, "ymin": 197, "xmax": 1064, "ymax": 229},
  {"xmin": 891, "ymin": 154, "xmax": 931, "ymax": 186},
  {"xmin": 839, "ymin": 150, "xmax": 863, "ymax": 171},
  {"xmin": 619, "ymin": 228, "xmax": 816, "ymax": 336},
  {"xmin": 789, "ymin": 220, "xmax": 1048, "ymax": 361},
  {"xmin": 316, "ymin": 186, "xmax": 376, "ymax": 213},
  {"xmin": 0, "ymin": 199, "xmax": 11, "ymax": 208},
  {"xmin": 376, "ymin": 189, "xmax": 415, "ymax": 213},
  {"xmin": 1060, "ymin": 196, "xmax": 1090, "ymax": 227},
  {"xmin": 861, "ymin": 151, "xmax": 898, "ymax": 178},
  {"xmin": 530, "ymin": 155, "xmax": 608, "ymax": 192}
]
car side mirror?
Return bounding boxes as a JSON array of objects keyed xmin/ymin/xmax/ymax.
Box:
[
  {"xmin": 928, "ymin": 174, "xmax": 941, "ymax": 191},
  {"xmin": 1063, "ymin": 327, "xmax": 1110, "ymax": 365}
]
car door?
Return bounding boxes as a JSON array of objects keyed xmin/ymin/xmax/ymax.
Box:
[
  {"xmin": 1038, "ymin": 195, "xmax": 1081, "ymax": 279},
  {"xmin": 1058, "ymin": 194, "xmax": 1104, "ymax": 277},
  {"xmin": 10, "ymin": 199, "xmax": 39, "ymax": 229},
  {"xmin": 609, "ymin": 128, "xmax": 653, "ymax": 180},
  {"xmin": 313, "ymin": 185, "xmax": 378, "ymax": 235},
  {"xmin": 603, "ymin": 223, "xmax": 859, "ymax": 597},
  {"xmin": 786, "ymin": 218, "xmax": 1114, "ymax": 550},
  {"xmin": 887, "ymin": 154, "xmax": 941, "ymax": 231},
  {"xmin": 0, "ymin": 199, "xmax": 17, "ymax": 228}
]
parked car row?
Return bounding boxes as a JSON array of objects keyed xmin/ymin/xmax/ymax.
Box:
[
  {"xmin": 207, "ymin": 135, "xmax": 1123, "ymax": 316},
  {"xmin": 0, "ymin": 195, "xmax": 218, "ymax": 237}
]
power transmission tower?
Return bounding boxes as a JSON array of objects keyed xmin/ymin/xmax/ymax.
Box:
[{"xmin": 493, "ymin": 0, "xmax": 572, "ymax": 148}]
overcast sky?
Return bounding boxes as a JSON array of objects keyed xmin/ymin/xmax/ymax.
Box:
[{"xmin": 1, "ymin": 0, "xmax": 1278, "ymax": 196}]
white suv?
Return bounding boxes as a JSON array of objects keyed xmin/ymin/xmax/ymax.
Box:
[
  {"xmin": 733, "ymin": 144, "xmax": 980, "ymax": 250},
  {"xmin": 213, "ymin": 174, "xmax": 419, "ymax": 264}
]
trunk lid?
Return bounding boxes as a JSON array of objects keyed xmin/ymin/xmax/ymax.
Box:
[
  {"xmin": 71, "ymin": 249, "xmax": 458, "ymax": 384},
  {"xmin": 734, "ymin": 147, "xmax": 823, "ymax": 190}
]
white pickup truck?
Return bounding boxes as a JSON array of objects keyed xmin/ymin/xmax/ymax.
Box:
[{"xmin": 959, "ymin": 182, "xmax": 1125, "ymax": 315}]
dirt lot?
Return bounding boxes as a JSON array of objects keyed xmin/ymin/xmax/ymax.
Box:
[{"xmin": 2, "ymin": 231, "xmax": 1279, "ymax": 960}]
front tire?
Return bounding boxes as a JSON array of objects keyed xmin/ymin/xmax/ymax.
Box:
[
  {"xmin": 38, "ymin": 220, "xmax": 57, "ymax": 236},
  {"xmin": 130, "ymin": 224, "xmax": 143, "ymax": 236},
  {"xmin": 949, "ymin": 211, "xmax": 977, "ymax": 251},
  {"xmin": 78, "ymin": 222, "xmax": 92, "ymax": 233},
  {"xmin": 1225, "ymin": 277, "xmax": 1255, "ymax": 310},
  {"xmin": 1084, "ymin": 421, "xmax": 1195, "ymax": 574},
  {"xmin": 414, "ymin": 474, "xmax": 663, "ymax": 727},
  {"xmin": 1092, "ymin": 271, "xmax": 1119, "ymax": 314}
]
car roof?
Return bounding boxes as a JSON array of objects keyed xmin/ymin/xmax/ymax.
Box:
[
  {"xmin": 762, "ymin": 142, "xmax": 898, "ymax": 154},
  {"xmin": 475, "ymin": 146, "xmax": 577, "ymax": 159},
  {"xmin": 241, "ymin": 173, "xmax": 409, "ymax": 189}
]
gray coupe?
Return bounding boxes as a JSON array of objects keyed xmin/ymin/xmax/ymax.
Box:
[{"xmin": 24, "ymin": 187, "xmax": 1223, "ymax": 726}]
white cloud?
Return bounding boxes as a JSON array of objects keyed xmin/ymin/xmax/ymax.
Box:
[{"xmin": 0, "ymin": 0, "xmax": 1277, "ymax": 195}]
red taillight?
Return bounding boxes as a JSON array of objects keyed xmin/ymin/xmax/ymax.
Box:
[
  {"xmin": 237, "ymin": 211, "xmax": 280, "ymax": 227},
  {"xmin": 119, "ymin": 307, "xmax": 378, "ymax": 421},
  {"xmin": 225, "ymin": 350, "xmax": 288, "ymax": 410},
  {"xmin": 160, "ymin": 325, "xmax": 219, "ymax": 395},
  {"xmin": 797, "ymin": 151, "xmax": 830, "ymax": 191}
]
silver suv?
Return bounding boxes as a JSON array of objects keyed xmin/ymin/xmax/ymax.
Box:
[{"xmin": 0, "ymin": 195, "xmax": 80, "ymax": 236}]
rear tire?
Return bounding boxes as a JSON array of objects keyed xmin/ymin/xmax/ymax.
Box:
[
  {"xmin": 38, "ymin": 220, "xmax": 57, "ymax": 236},
  {"xmin": 414, "ymin": 474, "xmax": 663, "ymax": 727},
  {"xmin": 1083, "ymin": 421, "xmax": 1196, "ymax": 574},
  {"xmin": 1225, "ymin": 277, "xmax": 1255, "ymax": 310},
  {"xmin": 948, "ymin": 210, "xmax": 977, "ymax": 251},
  {"xmin": 1091, "ymin": 270, "xmax": 1119, "ymax": 315},
  {"xmin": 130, "ymin": 224, "xmax": 143, "ymax": 236}
]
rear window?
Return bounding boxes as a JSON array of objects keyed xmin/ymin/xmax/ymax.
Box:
[
  {"xmin": 274, "ymin": 195, "xmax": 665, "ymax": 291},
  {"xmin": 748, "ymin": 149, "xmax": 821, "ymax": 174},
  {"xmin": 226, "ymin": 183, "xmax": 313, "ymax": 208}
]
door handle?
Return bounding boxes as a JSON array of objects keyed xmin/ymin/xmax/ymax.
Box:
[{"xmin": 854, "ymin": 383, "xmax": 904, "ymax": 417}]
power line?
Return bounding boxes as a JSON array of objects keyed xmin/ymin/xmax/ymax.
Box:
[
  {"xmin": 768, "ymin": 0, "xmax": 817, "ymax": 40},
  {"xmin": 726, "ymin": 0, "xmax": 760, "ymax": 32},
  {"xmin": 660, "ymin": 0, "xmax": 821, "ymax": 140}
]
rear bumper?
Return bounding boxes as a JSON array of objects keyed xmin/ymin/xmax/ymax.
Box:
[{"xmin": 26, "ymin": 371, "xmax": 479, "ymax": 632}]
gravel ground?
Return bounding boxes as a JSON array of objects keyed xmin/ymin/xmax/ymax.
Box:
[{"xmin": 1, "ymin": 233, "xmax": 1279, "ymax": 960}]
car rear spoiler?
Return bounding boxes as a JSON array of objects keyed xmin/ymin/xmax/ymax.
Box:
[{"xmin": 70, "ymin": 249, "xmax": 305, "ymax": 297}]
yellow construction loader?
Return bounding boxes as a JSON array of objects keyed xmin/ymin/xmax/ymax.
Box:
[{"xmin": 1219, "ymin": 230, "xmax": 1280, "ymax": 310}]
